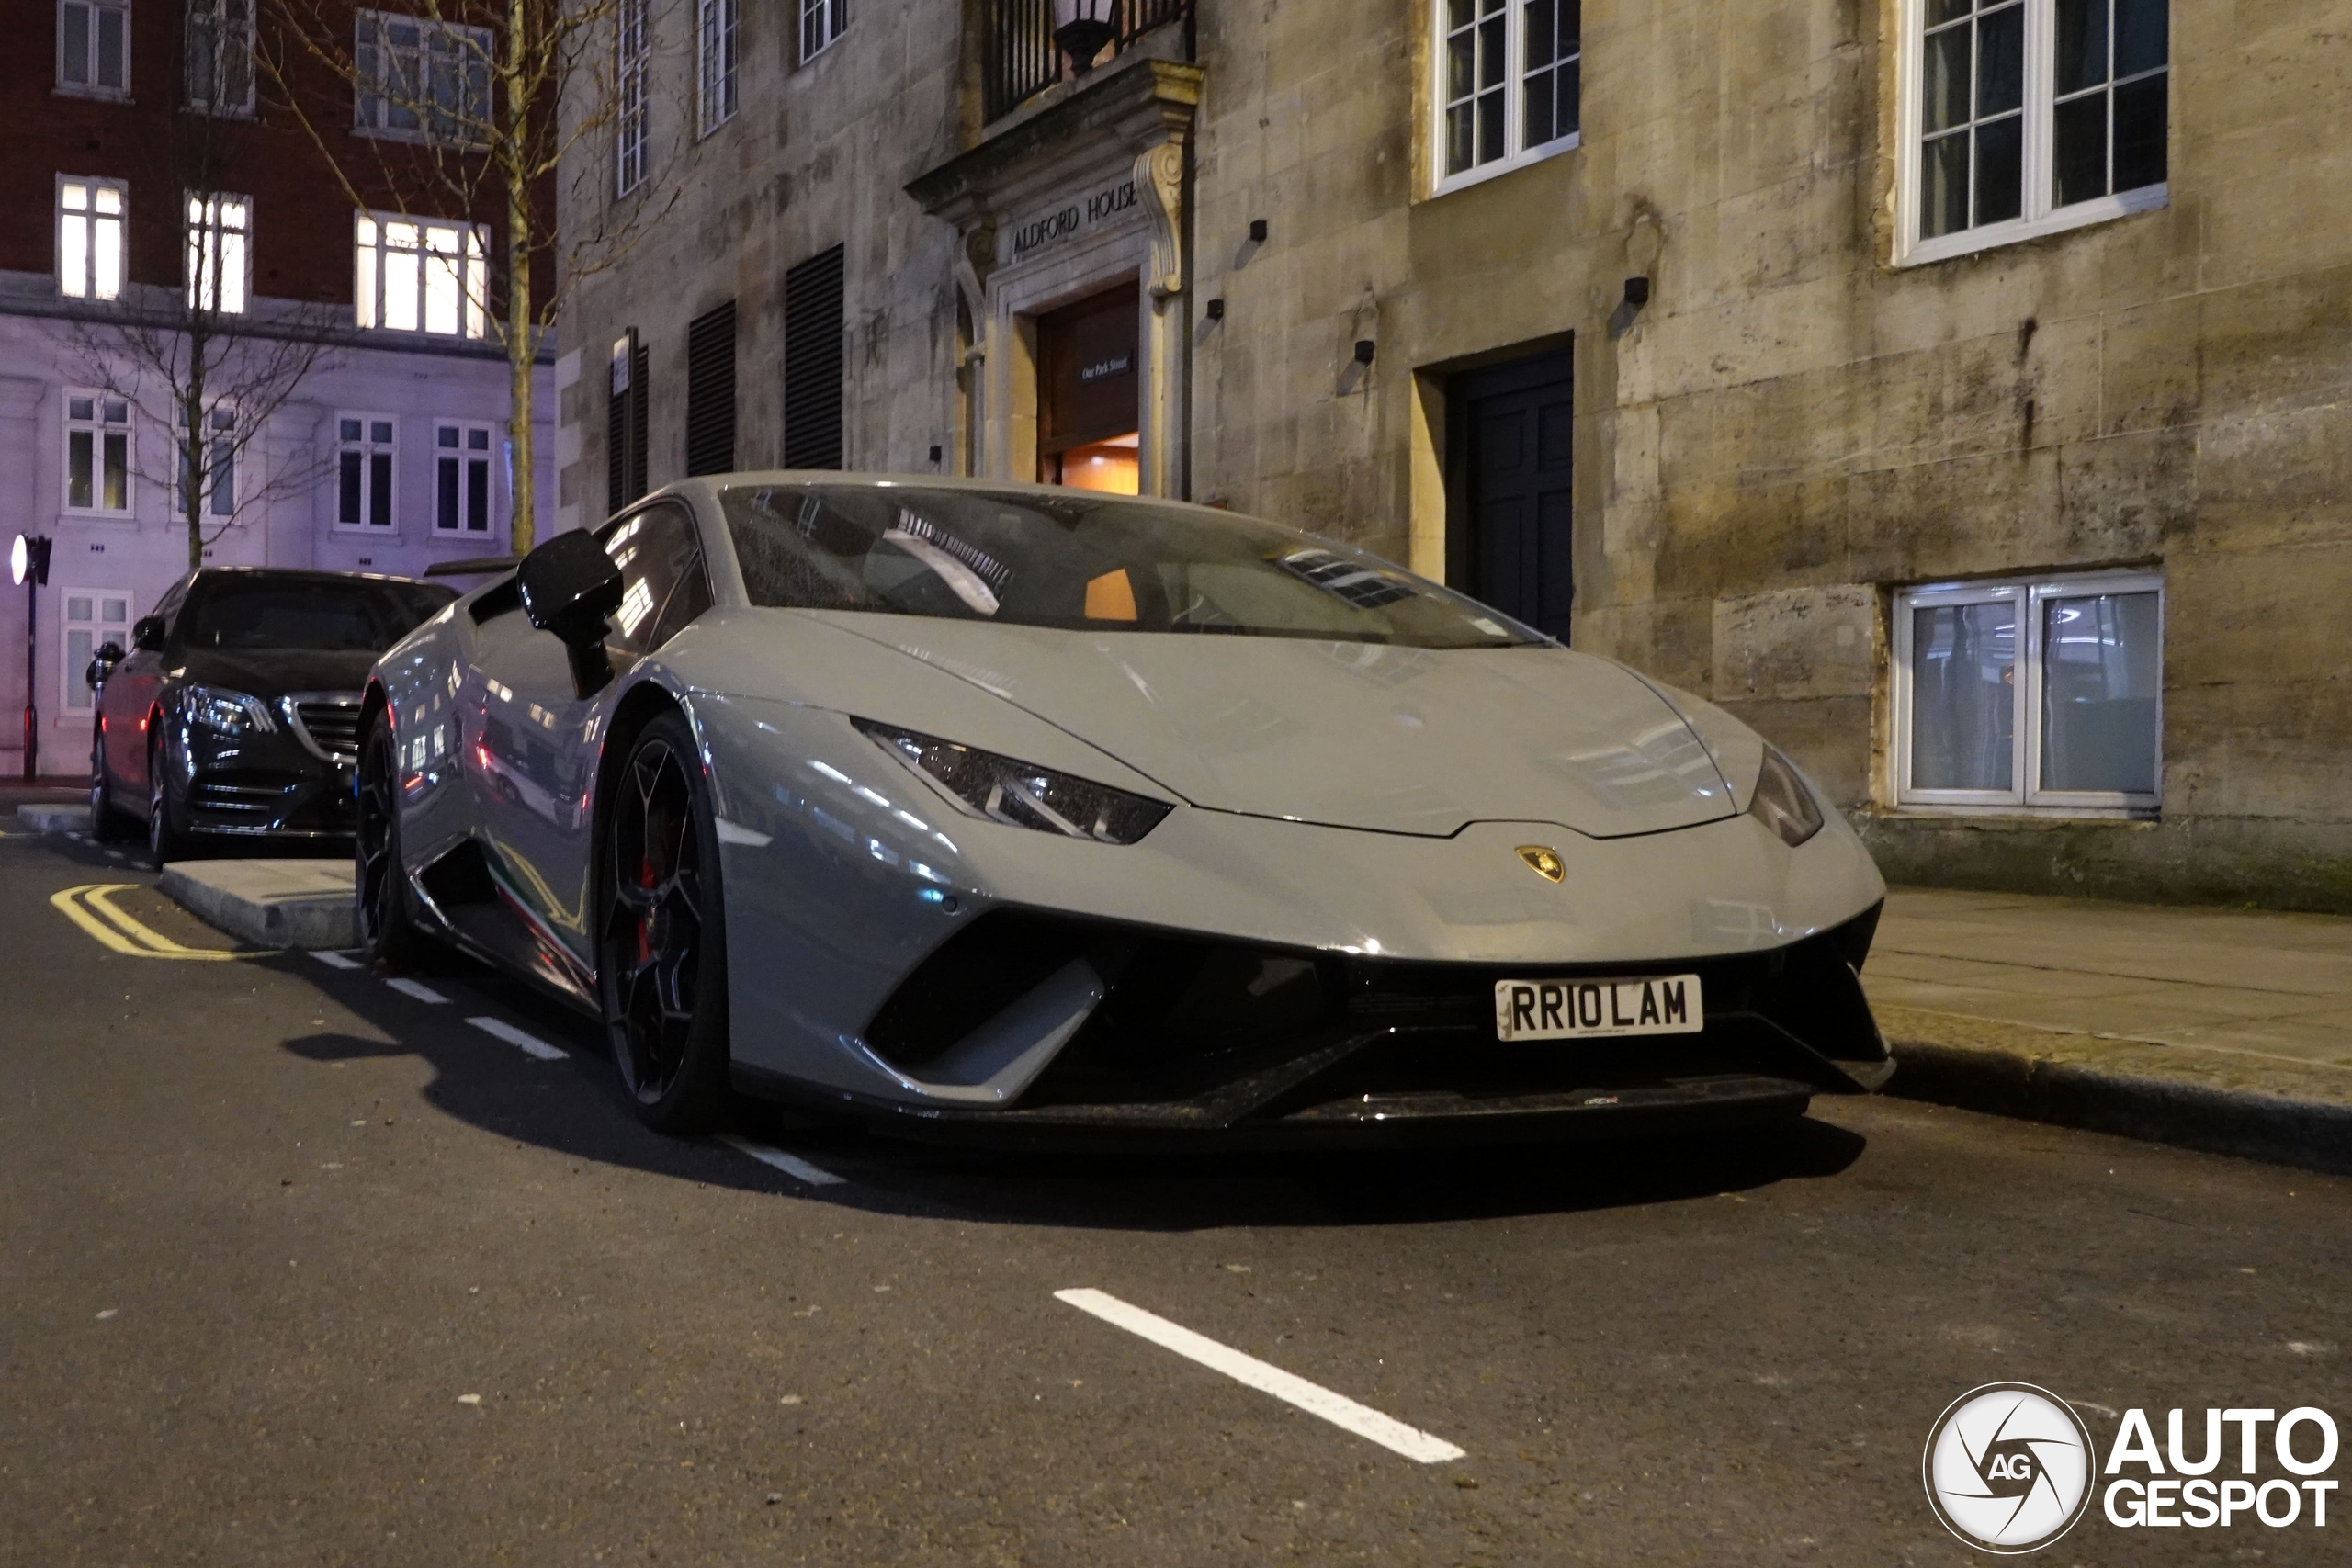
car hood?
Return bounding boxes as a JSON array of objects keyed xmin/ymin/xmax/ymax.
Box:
[
  {"xmin": 807, "ymin": 615, "xmax": 1736, "ymax": 840},
  {"xmin": 173, "ymin": 646, "xmax": 380, "ymax": 698}
]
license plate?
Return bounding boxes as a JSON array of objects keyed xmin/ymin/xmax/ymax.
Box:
[{"xmin": 1493, "ymin": 975, "xmax": 1704, "ymax": 1042}]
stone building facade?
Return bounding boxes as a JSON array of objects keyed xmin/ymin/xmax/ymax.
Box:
[{"xmin": 558, "ymin": 0, "xmax": 2352, "ymax": 911}]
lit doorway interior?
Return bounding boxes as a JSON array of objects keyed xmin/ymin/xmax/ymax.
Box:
[{"xmin": 1036, "ymin": 279, "xmax": 1139, "ymax": 494}]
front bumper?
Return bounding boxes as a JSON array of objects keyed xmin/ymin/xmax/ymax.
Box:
[
  {"xmin": 173, "ymin": 704, "xmax": 359, "ymax": 839},
  {"xmin": 741, "ymin": 903, "xmax": 1893, "ymax": 1147}
]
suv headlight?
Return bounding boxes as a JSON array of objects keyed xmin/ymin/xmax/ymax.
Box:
[
  {"xmin": 1748, "ymin": 745, "xmax": 1824, "ymax": 847},
  {"xmin": 184, "ymin": 684, "xmax": 277, "ymax": 734},
  {"xmin": 855, "ymin": 720, "xmax": 1173, "ymax": 844}
]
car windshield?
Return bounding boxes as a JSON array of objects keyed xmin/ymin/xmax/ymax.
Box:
[
  {"xmin": 181, "ymin": 578, "xmax": 455, "ymax": 652},
  {"xmin": 718, "ymin": 484, "xmax": 1537, "ymax": 649}
]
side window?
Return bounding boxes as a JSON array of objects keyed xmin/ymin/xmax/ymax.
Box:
[{"xmin": 598, "ymin": 504, "xmax": 712, "ymax": 659}]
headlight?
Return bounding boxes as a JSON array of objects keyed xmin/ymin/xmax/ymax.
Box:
[
  {"xmin": 855, "ymin": 720, "xmax": 1172, "ymax": 844},
  {"xmin": 184, "ymin": 684, "xmax": 276, "ymax": 734},
  {"xmin": 1748, "ymin": 745, "xmax": 1824, "ymax": 848}
]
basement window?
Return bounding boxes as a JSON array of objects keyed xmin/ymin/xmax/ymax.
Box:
[{"xmin": 1893, "ymin": 570, "xmax": 2163, "ymax": 816}]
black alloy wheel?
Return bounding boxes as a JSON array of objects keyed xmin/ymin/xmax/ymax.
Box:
[
  {"xmin": 598, "ymin": 711, "xmax": 731, "ymax": 1133},
  {"xmin": 146, "ymin": 737, "xmax": 189, "ymax": 864},
  {"xmin": 356, "ymin": 710, "xmax": 423, "ymax": 969}
]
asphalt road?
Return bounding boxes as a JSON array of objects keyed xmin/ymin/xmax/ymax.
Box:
[{"xmin": 4, "ymin": 823, "xmax": 2348, "ymax": 1567}]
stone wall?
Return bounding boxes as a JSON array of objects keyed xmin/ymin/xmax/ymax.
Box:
[{"xmin": 559, "ymin": 1, "xmax": 2352, "ymax": 910}]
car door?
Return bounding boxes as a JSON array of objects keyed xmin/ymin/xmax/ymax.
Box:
[
  {"xmin": 105, "ymin": 577, "xmax": 191, "ymax": 801},
  {"xmin": 465, "ymin": 503, "xmax": 714, "ymax": 970}
]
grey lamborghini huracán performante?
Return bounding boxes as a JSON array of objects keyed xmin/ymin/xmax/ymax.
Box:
[{"xmin": 359, "ymin": 478, "xmax": 1893, "ymax": 1140}]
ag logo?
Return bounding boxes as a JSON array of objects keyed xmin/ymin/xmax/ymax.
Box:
[{"xmin": 1923, "ymin": 1382, "xmax": 2095, "ymax": 1553}]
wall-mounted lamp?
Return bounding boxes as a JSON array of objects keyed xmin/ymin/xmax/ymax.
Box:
[
  {"xmin": 1353, "ymin": 339, "xmax": 1376, "ymax": 366},
  {"xmin": 1204, "ymin": 299, "xmax": 1226, "ymax": 321},
  {"xmin": 1623, "ymin": 276, "xmax": 1652, "ymax": 309},
  {"xmin": 1249, "ymin": 219, "xmax": 1269, "ymax": 243}
]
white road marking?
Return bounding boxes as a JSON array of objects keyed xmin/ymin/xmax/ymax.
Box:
[
  {"xmin": 716, "ymin": 1134, "xmax": 844, "ymax": 1187},
  {"xmin": 383, "ymin": 977, "xmax": 447, "ymax": 1004},
  {"xmin": 713, "ymin": 818, "xmax": 773, "ymax": 847},
  {"xmin": 1054, "ymin": 1288, "xmax": 1466, "ymax": 1464},
  {"xmin": 311, "ymin": 951, "xmax": 364, "ymax": 971},
  {"xmin": 466, "ymin": 1016, "xmax": 566, "ymax": 1061}
]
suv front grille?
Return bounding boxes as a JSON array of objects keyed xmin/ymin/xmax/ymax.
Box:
[{"xmin": 286, "ymin": 695, "xmax": 364, "ymax": 762}]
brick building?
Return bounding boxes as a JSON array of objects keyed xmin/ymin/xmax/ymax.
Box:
[
  {"xmin": 2, "ymin": 0, "xmax": 552, "ymax": 777},
  {"xmin": 556, "ymin": 1, "xmax": 2352, "ymax": 911}
]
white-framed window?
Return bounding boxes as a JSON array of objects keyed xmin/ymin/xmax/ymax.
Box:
[
  {"xmin": 178, "ymin": 404, "xmax": 237, "ymax": 518},
  {"xmin": 1898, "ymin": 0, "xmax": 2170, "ymax": 265},
  {"xmin": 58, "ymin": 0, "xmax": 130, "ymax": 96},
  {"xmin": 1431, "ymin": 0, "xmax": 1580, "ymax": 196},
  {"xmin": 186, "ymin": 0, "xmax": 254, "ymax": 114},
  {"xmin": 354, "ymin": 212, "xmax": 487, "ymax": 338},
  {"xmin": 697, "ymin": 0, "xmax": 737, "ymax": 135},
  {"xmin": 1893, "ymin": 570, "xmax": 2164, "ymax": 815},
  {"xmin": 336, "ymin": 414, "xmax": 398, "ymax": 529},
  {"xmin": 59, "ymin": 177, "xmax": 127, "ymax": 300},
  {"xmin": 64, "ymin": 391, "xmax": 133, "ymax": 513},
  {"xmin": 61, "ymin": 589, "xmax": 132, "ymax": 714},
  {"xmin": 434, "ymin": 421, "xmax": 494, "ymax": 534},
  {"xmin": 186, "ymin": 192, "xmax": 250, "ymax": 314},
  {"xmin": 354, "ymin": 9, "xmax": 492, "ymax": 143},
  {"xmin": 799, "ymin": 0, "xmax": 846, "ymax": 64},
  {"xmin": 616, "ymin": 0, "xmax": 650, "ymax": 195}
]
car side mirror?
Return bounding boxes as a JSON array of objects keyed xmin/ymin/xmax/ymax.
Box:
[
  {"xmin": 131, "ymin": 615, "xmax": 166, "ymax": 652},
  {"xmin": 85, "ymin": 640, "xmax": 125, "ymax": 690},
  {"xmin": 517, "ymin": 530, "xmax": 625, "ymax": 696}
]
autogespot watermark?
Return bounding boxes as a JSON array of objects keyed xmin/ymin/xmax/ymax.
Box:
[{"xmin": 1924, "ymin": 1384, "xmax": 2341, "ymax": 1552}]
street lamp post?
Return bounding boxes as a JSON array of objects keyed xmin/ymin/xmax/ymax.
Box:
[{"xmin": 11, "ymin": 533, "xmax": 51, "ymax": 783}]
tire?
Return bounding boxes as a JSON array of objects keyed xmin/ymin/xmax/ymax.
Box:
[
  {"xmin": 89, "ymin": 730, "xmax": 131, "ymax": 841},
  {"xmin": 597, "ymin": 710, "xmax": 732, "ymax": 1134},
  {"xmin": 355, "ymin": 710, "xmax": 426, "ymax": 971},
  {"xmin": 146, "ymin": 737, "xmax": 191, "ymax": 864}
]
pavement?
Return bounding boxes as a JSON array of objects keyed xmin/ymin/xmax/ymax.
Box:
[
  {"xmin": 2, "ymin": 819, "xmax": 2348, "ymax": 1566},
  {"xmin": 1868, "ymin": 890, "xmax": 2352, "ymax": 1175}
]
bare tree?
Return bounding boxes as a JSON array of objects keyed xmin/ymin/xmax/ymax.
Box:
[
  {"xmin": 67, "ymin": 26, "xmax": 345, "ymax": 572},
  {"xmin": 260, "ymin": 0, "xmax": 688, "ymax": 553}
]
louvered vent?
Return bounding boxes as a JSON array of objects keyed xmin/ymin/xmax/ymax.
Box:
[
  {"xmin": 685, "ymin": 300, "xmax": 737, "ymax": 478},
  {"xmin": 783, "ymin": 246, "xmax": 845, "ymax": 470}
]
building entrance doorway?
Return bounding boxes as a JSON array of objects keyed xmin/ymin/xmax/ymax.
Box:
[
  {"xmin": 1453, "ymin": 348, "xmax": 1575, "ymax": 642},
  {"xmin": 1036, "ymin": 279, "xmax": 1140, "ymax": 494}
]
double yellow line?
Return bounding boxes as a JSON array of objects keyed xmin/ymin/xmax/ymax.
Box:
[{"xmin": 51, "ymin": 884, "xmax": 252, "ymax": 961}]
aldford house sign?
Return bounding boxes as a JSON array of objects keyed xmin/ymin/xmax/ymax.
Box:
[{"xmin": 1006, "ymin": 175, "xmax": 1140, "ymax": 265}]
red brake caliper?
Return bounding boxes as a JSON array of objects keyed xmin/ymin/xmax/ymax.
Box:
[{"xmin": 636, "ymin": 850, "xmax": 657, "ymax": 966}]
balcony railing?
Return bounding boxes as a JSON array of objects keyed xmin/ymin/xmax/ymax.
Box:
[{"xmin": 985, "ymin": 0, "xmax": 1193, "ymax": 123}]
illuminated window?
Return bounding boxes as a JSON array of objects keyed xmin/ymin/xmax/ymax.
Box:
[
  {"xmin": 59, "ymin": 178, "xmax": 127, "ymax": 300},
  {"xmin": 697, "ymin": 0, "xmax": 737, "ymax": 135},
  {"xmin": 354, "ymin": 211, "xmax": 487, "ymax": 338},
  {"xmin": 435, "ymin": 422, "xmax": 495, "ymax": 534},
  {"xmin": 1894, "ymin": 570, "xmax": 2164, "ymax": 814},
  {"xmin": 187, "ymin": 0, "xmax": 255, "ymax": 114},
  {"xmin": 355, "ymin": 9, "xmax": 492, "ymax": 143},
  {"xmin": 1902, "ymin": 0, "xmax": 2169, "ymax": 264},
  {"xmin": 337, "ymin": 414, "xmax": 397, "ymax": 529},
  {"xmin": 64, "ymin": 391, "xmax": 133, "ymax": 513},
  {"xmin": 58, "ymin": 0, "xmax": 130, "ymax": 96},
  {"xmin": 186, "ymin": 193, "xmax": 250, "ymax": 314},
  {"xmin": 1432, "ymin": 0, "xmax": 1580, "ymax": 195}
]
